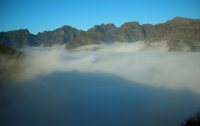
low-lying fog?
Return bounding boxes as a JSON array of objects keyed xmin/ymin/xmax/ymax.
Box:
[
  {"xmin": 1, "ymin": 41, "xmax": 200, "ymax": 126},
  {"xmin": 19, "ymin": 41, "xmax": 200, "ymax": 93}
]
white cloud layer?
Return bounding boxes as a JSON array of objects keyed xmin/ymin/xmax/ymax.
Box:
[{"xmin": 18, "ymin": 41, "xmax": 200, "ymax": 93}]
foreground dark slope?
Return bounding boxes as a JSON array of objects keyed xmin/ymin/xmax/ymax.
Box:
[
  {"xmin": 0, "ymin": 44, "xmax": 23, "ymax": 80},
  {"xmin": 0, "ymin": 17, "xmax": 200, "ymax": 51}
]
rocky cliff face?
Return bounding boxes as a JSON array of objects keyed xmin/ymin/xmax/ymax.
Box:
[
  {"xmin": 0, "ymin": 26, "xmax": 79, "ymax": 48},
  {"xmin": 65, "ymin": 17, "xmax": 200, "ymax": 51},
  {"xmin": 66, "ymin": 22, "xmax": 147, "ymax": 48},
  {"xmin": 1, "ymin": 17, "xmax": 200, "ymax": 51},
  {"xmin": 37, "ymin": 25, "xmax": 80, "ymax": 46},
  {"xmin": 0, "ymin": 29, "xmax": 37, "ymax": 48},
  {"xmin": 143, "ymin": 17, "xmax": 200, "ymax": 51}
]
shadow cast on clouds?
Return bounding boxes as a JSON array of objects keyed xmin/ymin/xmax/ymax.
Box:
[{"xmin": 1, "ymin": 71, "xmax": 200, "ymax": 126}]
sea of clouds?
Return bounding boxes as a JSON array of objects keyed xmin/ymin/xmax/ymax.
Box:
[{"xmin": 17, "ymin": 41, "xmax": 200, "ymax": 93}]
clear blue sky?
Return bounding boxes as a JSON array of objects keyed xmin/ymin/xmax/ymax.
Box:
[{"xmin": 0, "ymin": 0, "xmax": 200, "ymax": 34}]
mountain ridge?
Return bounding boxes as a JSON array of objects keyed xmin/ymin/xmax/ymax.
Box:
[{"xmin": 1, "ymin": 17, "xmax": 200, "ymax": 51}]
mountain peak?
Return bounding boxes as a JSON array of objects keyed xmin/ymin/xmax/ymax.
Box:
[
  {"xmin": 121, "ymin": 22, "xmax": 140, "ymax": 28},
  {"xmin": 172, "ymin": 16, "xmax": 188, "ymax": 20},
  {"xmin": 166, "ymin": 17, "xmax": 198, "ymax": 24},
  {"xmin": 88, "ymin": 23, "xmax": 116, "ymax": 32},
  {"xmin": 1, "ymin": 29, "xmax": 30, "ymax": 34},
  {"xmin": 57, "ymin": 25, "xmax": 78, "ymax": 31}
]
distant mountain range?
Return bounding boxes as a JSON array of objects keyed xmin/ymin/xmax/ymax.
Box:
[{"xmin": 0, "ymin": 17, "xmax": 200, "ymax": 51}]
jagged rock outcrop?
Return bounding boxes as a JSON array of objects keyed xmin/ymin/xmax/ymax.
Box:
[
  {"xmin": 142, "ymin": 17, "xmax": 200, "ymax": 51},
  {"xmin": 37, "ymin": 25, "xmax": 80, "ymax": 46},
  {"xmin": 0, "ymin": 29, "xmax": 37, "ymax": 48},
  {"xmin": 0, "ymin": 17, "xmax": 200, "ymax": 51},
  {"xmin": 0, "ymin": 26, "xmax": 79, "ymax": 48},
  {"xmin": 66, "ymin": 17, "xmax": 200, "ymax": 51},
  {"xmin": 65, "ymin": 22, "xmax": 147, "ymax": 49}
]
